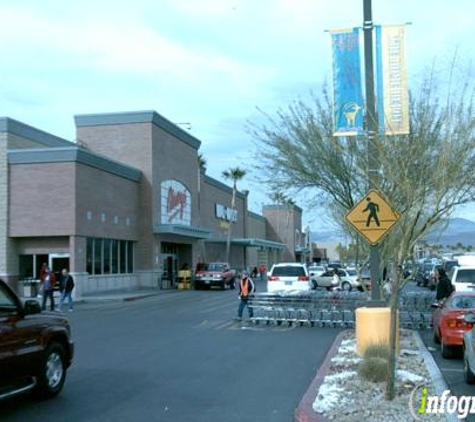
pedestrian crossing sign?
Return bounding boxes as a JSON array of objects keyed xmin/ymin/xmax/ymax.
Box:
[{"xmin": 345, "ymin": 190, "xmax": 401, "ymax": 245}]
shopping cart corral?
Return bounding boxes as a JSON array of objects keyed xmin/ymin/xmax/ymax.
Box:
[{"xmin": 247, "ymin": 291, "xmax": 437, "ymax": 329}]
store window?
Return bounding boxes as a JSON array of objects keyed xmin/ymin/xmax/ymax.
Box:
[{"xmin": 86, "ymin": 238, "xmax": 134, "ymax": 275}]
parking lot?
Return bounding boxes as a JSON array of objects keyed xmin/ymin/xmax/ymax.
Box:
[{"xmin": 0, "ymin": 279, "xmax": 341, "ymax": 422}]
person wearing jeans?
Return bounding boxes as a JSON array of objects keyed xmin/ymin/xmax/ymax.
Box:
[
  {"xmin": 41, "ymin": 267, "xmax": 56, "ymax": 311},
  {"xmin": 59, "ymin": 269, "xmax": 75, "ymax": 312},
  {"xmin": 237, "ymin": 271, "xmax": 255, "ymax": 320}
]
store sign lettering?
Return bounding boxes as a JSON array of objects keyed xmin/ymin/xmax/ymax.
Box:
[
  {"xmin": 215, "ymin": 203, "xmax": 237, "ymax": 223},
  {"xmin": 161, "ymin": 180, "xmax": 191, "ymax": 226}
]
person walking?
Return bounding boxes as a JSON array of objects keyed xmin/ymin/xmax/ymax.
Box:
[
  {"xmin": 258, "ymin": 264, "xmax": 267, "ymax": 281},
  {"xmin": 59, "ymin": 269, "xmax": 75, "ymax": 312},
  {"xmin": 436, "ymin": 267, "xmax": 454, "ymax": 301},
  {"xmin": 237, "ymin": 270, "xmax": 255, "ymax": 320},
  {"xmin": 41, "ymin": 266, "xmax": 56, "ymax": 311}
]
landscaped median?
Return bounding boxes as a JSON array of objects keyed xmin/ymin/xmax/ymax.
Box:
[{"xmin": 295, "ymin": 329, "xmax": 458, "ymax": 422}]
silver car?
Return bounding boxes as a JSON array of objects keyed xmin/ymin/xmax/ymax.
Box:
[{"xmin": 312, "ymin": 269, "xmax": 363, "ymax": 291}]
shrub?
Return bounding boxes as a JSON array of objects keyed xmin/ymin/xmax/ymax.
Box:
[{"xmin": 358, "ymin": 344, "xmax": 390, "ymax": 383}]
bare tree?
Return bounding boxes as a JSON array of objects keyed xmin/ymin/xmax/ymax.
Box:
[{"xmin": 250, "ymin": 69, "xmax": 475, "ymax": 400}]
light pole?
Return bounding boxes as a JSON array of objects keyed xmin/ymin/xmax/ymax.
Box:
[{"xmin": 363, "ymin": 0, "xmax": 382, "ymax": 302}]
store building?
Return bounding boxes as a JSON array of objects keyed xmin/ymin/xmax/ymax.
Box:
[{"xmin": 0, "ymin": 111, "xmax": 305, "ymax": 297}]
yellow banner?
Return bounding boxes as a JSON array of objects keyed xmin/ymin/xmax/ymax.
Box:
[{"xmin": 376, "ymin": 25, "xmax": 410, "ymax": 135}]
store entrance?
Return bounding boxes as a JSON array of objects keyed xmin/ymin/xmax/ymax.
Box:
[{"xmin": 161, "ymin": 254, "xmax": 178, "ymax": 289}]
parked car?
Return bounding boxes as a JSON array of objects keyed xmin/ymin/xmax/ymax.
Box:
[
  {"xmin": 449, "ymin": 266, "xmax": 475, "ymax": 292},
  {"xmin": 0, "ymin": 279, "xmax": 74, "ymax": 401},
  {"xmin": 432, "ymin": 292, "xmax": 475, "ymax": 358},
  {"xmin": 267, "ymin": 263, "xmax": 311, "ymax": 293},
  {"xmin": 194, "ymin": 262, "xmax": 236, "ymax": 290},
  {"xmin": 308, "ymin": 265, "xmax": 326, "ymax": 284},
  {"xmin": 415, "ymin": 263, "xmax": 433, "ymax": 287},
  {"xmin": 462, "ymin": 313, "xmax": 475, "ymax": 384},
  {"xmin": 312, "ymin": 268, "xmax": 367, "ymax": 291}
]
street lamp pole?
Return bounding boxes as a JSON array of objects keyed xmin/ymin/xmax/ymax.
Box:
[{"xmin": 363, "ymin": 0, "xmax": 382, "ymax": 301}]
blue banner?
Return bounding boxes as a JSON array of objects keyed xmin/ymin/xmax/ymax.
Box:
[{"xmin": 331, "ymin": 28, "xmax": 364, "ymax": 136}]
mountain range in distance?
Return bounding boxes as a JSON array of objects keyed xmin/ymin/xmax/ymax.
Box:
[{"xmin": 311, "ymin": 218, "xmax": 475, "ymax": 247}]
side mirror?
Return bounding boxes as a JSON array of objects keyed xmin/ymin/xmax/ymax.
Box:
[
  {"xmin": 431, "ymin": 302, "xmax": 442, "ymax": 309},
  {"xmin": 24, "ymin": 300, "xmax": 41, "ymax": 315},
  {"xmin": 465, "ymin": 314, "xmax": 475, "ymax": 324}
]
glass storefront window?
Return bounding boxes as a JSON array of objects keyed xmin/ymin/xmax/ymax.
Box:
[
  {"xmin": 119, "ymin": 240, "xmax": 126, "ymax": 274},
  {"xmin": 94, "ymin": 238, "xmax": 103, "ymax": 275},
  {"xmin": 103, "ymin": 239, "xmax": 111, "ymax": 274},
  {"xmin": 86, "ymin": 238, "xmax": 134, "ymax": 275},
  {"xmin": 87, "ymin": 238, "xmax": 94, "ymax": 274},
  {"xmin": 127, "ymin": 241, "xmax": 134, "ymax": 273},
  {"xmin": 111, "ymin": 240, "xmax": 118, "ymax": 274},
  {"xmin": 19, "ymin": 255, "xmax": 34, "ymax": 279}
]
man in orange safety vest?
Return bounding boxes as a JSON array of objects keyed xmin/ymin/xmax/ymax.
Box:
[{"xmin": 237, "ymin": 270, "xmax": 255, "ymax": 320}]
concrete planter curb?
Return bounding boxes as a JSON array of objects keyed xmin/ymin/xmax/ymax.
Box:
[{"xmin": 294, "ymin": 330, "xmax": 456, "ymax": 422}]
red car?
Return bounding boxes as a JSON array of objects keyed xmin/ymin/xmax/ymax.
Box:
[
  {"xmin": 194, "ymin": 262, "xmax": 237, "ymax": 290},
  {"xmin": 432, "ymin": 292, "xmax": 475, "ymax": 358}
]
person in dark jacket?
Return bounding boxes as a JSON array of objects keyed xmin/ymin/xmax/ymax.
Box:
[
  {"xmin": 59, "ymin": 268, "xmax": 75, "ymax": 312},
  {"xmin": 41, "ymin": 266, "xmax": 56, "ymax": 311},
  {"xmin": 237, "ymin": 270, "xmax": 255, "ymax": 320},
  {"xmin": 436, "ymin": 267, "xmax": 453, "ymax": 301}
]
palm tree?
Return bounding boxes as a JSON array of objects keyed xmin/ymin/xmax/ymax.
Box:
[
  {"xmin": 198, "ymin": 153, "xmax": 207, "ymax": 173},
  {"xmin": 222, "ymin": 167, "xmax": 246, "ymax": 265}
]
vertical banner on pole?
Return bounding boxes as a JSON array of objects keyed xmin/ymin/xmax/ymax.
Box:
[
  {"xmin": 331, "ymin": 28, "xmax": 364, "ymax": 137},
  {"xmin": 375, "ymin": 25, "xmax": 409, "ymax": 135}
]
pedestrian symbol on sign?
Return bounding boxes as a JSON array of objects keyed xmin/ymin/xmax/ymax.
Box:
[{"xmin": 363, "ymin": 197, "xmax": 380, "ymax": 227}]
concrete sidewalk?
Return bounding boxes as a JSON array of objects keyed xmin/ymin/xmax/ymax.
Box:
[{"xmin": 21, "ymin": 288, "xmax": 169, "ymax": 305}]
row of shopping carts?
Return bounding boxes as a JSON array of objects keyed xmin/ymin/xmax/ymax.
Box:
[{"xmin": 247, "ymin": 291, "xmax": 436, "ymax": 329}]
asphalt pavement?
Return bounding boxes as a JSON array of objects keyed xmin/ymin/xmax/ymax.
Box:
[{"xmin": 0, "ymin": 279, "xmax": 341, "ymax": 422}]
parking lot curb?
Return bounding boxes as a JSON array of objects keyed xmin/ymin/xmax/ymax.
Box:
[
  {"xmin": 294, "ymin": 330, "xmax": 348, "ymax": 422},
  {"xmin": 413, "ymin": 331, "xmax": 459, "ymax": 422}
]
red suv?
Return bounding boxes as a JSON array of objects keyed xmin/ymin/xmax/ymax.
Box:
[{"xmin": 0, "ymin": 279, "xmax": 74, "ymax": 401}]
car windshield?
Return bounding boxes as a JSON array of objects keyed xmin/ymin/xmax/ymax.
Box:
[
  {"xmin": 197, "ymin": 263, "xmax": 226, "ymax": 272},
  {"xmin": 450, "ymin": 296, "xmax": 475, "ymax": 309},
  {"xmin": 455, "ymin": 269, "xmax": 475, "ymax": 284},
  {"xmin": 272, "ymin": 266, "xmax": 306, "ymax": 277}
]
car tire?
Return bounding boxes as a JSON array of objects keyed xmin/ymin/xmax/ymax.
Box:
[
  {"xmin": 230, "ymin": 278, "xmax": 236, "ymax": 290},
  {"xmin": 433, "ymin": 329, "xmax": 441, "ymax": 344},
  {"xmin": 312, "ymin": 280, "xmax": 318, "ymax": 290},
  {"xmin": 35, "ymin": 342, "xmax": 67, "ymax": 399},
  {"xmin": 195, "ymin": 282, "xmax": 201, "ymax": 290},
  {"xmin": 441, "ymin": 339, "xmax": 453, "ymax": 359},
  {"xmin": 464, "ymin": 353, "xmax": 475, "ymax": 384},
  {"xmin": 342, "ymin": 282, "xmax": 352, "ymax": 292},
  {"xmin": 221, "ymin": 281, "xmax": 227, "ymax": 290}
]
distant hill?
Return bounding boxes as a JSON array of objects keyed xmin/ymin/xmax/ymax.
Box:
[
  {"xmin": 310, "ymin": 217, "xmax": 475, "ymax": 246},
  {"xmin": 424, "ymin": 218, "xmax": 475, "ymax": 246}
]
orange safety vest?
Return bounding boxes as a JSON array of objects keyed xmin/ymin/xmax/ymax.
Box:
[{"xmin": 240, "ymin": 278, "xmax": 251, "ymax": 297}]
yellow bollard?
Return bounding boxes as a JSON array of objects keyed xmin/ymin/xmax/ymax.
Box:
[{"xmin": 355, "ymin": 307, "xmax": 399, "ymax": 357}]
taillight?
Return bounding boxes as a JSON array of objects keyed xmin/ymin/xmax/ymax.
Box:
[
  {"xmin": 298, "ymin": 276, "xmax": 309, "ymax": 281},
  {"xmin": 268, "ymin": 276, "xmax": 279, "ymax": 281},
  {"xmin": 446, "ymin": 319, "xmax": 473, "ymax": 329}
]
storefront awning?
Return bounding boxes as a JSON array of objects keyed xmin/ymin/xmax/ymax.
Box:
[
  {"xmin": 205, "ymin": 238, "xmax": 286, "ymax": 250},
  {"xmin": 155, "ymin": 224, "xmax": 212, "ymax": 239}
]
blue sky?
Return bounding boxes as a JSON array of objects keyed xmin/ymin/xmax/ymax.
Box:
[{"xmin": 1, "ymin": 0, "xmax": 474, "ymax": 229}]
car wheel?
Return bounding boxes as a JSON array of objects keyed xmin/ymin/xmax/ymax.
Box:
[
  {"xmin": 221, "ymin": 281, "xmax": 227, "ymax": 290},
  {"xmin": 195, "ymin": 282, "xmax": 201, "ymax": 290},
  {"xmin": 35, "ymin": 342, "xmax": 67, "ymax": 398},
  {"xmin": 342, "ymin": 282, "xmax": 352, "ymax": 292},
  {"xmin": 312, "ymin": 280, "xmax": 318, "ymax": 290},
  {"xmin": 433, "ymin": 329, "xmax": 441, "ymax": 344},
  {"xmin": 441, "ymin": 339, "xmax": 453, "ymax": 359},
  {"xmin": 230, "ymin": 278, "xmax": 236, "ymax": 290},
  {"xmin": 464, "ymin": 352, "xmax": 475, "ymax": 384}
]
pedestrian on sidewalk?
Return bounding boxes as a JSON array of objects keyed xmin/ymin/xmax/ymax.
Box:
[
  {"xmin": 258, "ymin": 264, "xmax": 266, "ymax": 281},
  {"xmin": 40, "ymin": 266, "xmax": 56, "ymax": 311},
  {"xmin": 59, "ymin": 269, "xmax": 75, "ymax": 312},
  {"xmin": 436, "ymin": 267, "xmax": 453, "ymax": 301},
  {"xmin": 237, "ymin": 270, "xmax": 255, "ymax": 320}
]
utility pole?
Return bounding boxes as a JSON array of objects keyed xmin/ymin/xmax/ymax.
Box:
[{"xmin": 363, "ymin": 0, "xmax": 382, "ymax": 301}]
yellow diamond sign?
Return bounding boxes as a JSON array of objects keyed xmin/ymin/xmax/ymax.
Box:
[{"xmin": 346, "ymin": 190, "xmax": 401, "ymax": 245}]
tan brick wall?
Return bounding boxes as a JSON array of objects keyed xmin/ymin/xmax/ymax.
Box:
[
  {"xmin": 77, "ymin": 123, "xmax": 154, "ymax": 271},
  {"xmin": 9, "ymin": 162, "xmax": 76, "ymax": 236}
]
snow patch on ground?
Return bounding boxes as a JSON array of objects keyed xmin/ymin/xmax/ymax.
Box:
[
  {"xmin": 397, "ymin": 369, "xmax": 425, "ymax": 383},
  {"xmin": 401, "ymin": 349, "xmax": 419, "ymax": 356},
  {"xmin": 312, "ymin": 371, "xmax": 356, "ymax": 414},
  {"xmin": 331, "ymin": 356, "xmax": 362, "ymax": 365}
]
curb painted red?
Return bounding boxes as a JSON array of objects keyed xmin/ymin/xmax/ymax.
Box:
[{"xmin": 294, "ymin": 330, "xmax": 349, "ymax": 422}]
